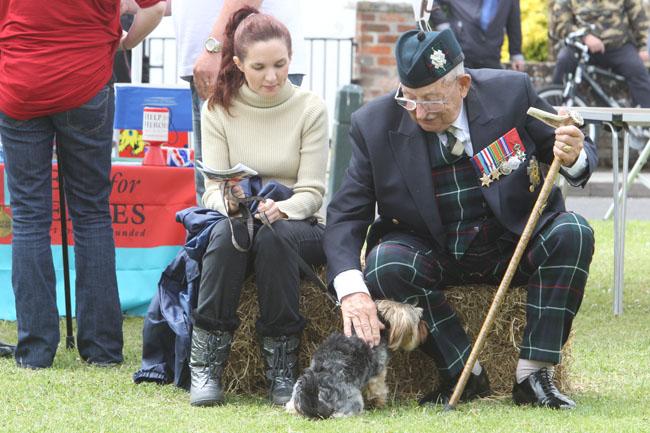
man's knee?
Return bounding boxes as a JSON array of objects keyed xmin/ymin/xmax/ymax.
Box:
[
  {"xmin": 364, "ymin": 242, "xmax": 427, "ymax": 295},
  {"xmin": 545, "ymin": 213, "xmax": 595, "ymax": 261}
]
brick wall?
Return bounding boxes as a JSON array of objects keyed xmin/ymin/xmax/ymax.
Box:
[{"xmin": 355, "ymin": 1, "xmax": 411, "ymax": 100}]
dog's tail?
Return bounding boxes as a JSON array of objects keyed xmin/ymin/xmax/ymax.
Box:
[
  {"xmin": 294, "ymin": 369, "xmax": 335, "ymax": 419},
  {"xmin": 376, "ymin": 299, "xmax": 427, "ymax": 351}
]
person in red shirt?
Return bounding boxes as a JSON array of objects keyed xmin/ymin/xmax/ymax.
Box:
[{"xmin": 0, "ymin": 0, "xmax": 166, "ymax": 369}]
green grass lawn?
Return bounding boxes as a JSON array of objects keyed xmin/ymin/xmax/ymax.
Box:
[{"xmin": 1, "ymin": 220, "xmax": 649, "ymax": 433}]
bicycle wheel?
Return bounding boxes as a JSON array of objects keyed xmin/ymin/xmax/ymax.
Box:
[{"xmin": 537, "ymin": 84, "xmax": 589, "ymax": 108}]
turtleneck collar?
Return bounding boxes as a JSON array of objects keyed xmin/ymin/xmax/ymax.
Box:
[{"xmin": 238, "ymin": 80, "xmax": 295, "ymax": 108}]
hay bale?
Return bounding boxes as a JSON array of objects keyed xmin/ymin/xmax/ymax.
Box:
[{"xmin": 223, "ymin": 271, "xmax": 571, "ymax": 400}]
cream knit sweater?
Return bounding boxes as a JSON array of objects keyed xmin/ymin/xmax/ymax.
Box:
[{"xmin": 200, "ymin": 81, "xmax": 329, "ymax": 220}]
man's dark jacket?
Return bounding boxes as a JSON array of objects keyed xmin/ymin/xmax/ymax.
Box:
[
  {"xmin": 324, "ymin": 69, "xmax": 598, "ymax": 283},
  {"xmin": 430, "ymin": 0, "xmax": 523, "ymax": 68}
]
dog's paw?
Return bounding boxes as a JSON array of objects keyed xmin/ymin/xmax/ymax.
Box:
[
  {"xmin": 285, "ymin": 398, "xmax": 297, "ymax": 414},
  {"xmin": 366, "ymin": 395, "xmax": 387, "ymax": 409}
]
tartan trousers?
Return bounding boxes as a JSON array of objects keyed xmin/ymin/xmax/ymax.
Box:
[{"xmin": 364, "ymin": 212, "xmax": 595, "ymax": 379}]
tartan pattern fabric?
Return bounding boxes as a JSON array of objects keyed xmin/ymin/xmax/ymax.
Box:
[
  {"xmin": 427, "ymin": 132, "xmax": 491, "ymax": 259},
  {"xmin": 363, "ymin": 212, "xmax": 594, "ymax": 378}
]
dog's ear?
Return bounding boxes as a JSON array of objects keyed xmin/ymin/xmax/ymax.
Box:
[
  {"xmin": 316, "ymin": 388, "xmax": 336, "ymax": 419},
  {"xmin": 294, "ymin": 369, "xmax": 335, "ymax": 419}
]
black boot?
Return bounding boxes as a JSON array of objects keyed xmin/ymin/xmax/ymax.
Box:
[
  {"xmin": 0, "ymin": 341, "xmax": 15, "ymax": 358},
  {"xmin": 189, "ymin": 327, "xmax": 232, "ymax": 407},
  {"xmin": 260, "ymin": 334, "xmax": 300, "ymax": 405}
]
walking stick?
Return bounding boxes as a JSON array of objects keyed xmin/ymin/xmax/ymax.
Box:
[
  {"xmin": 55, "ymin": 145, "xmax": 75, "ymax": 350},
  {"xmin": 444, "ymin": 107, "xmax": 583, "ymax": 411}
]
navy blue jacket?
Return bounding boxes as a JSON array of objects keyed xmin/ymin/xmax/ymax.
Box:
[
  {"xmin": 430, "ymin": 0, "xmax": 523, "ymax": 68},
  {"xmin": 133, "ymin": 178, "xmax": 293, "ymax": 389}
]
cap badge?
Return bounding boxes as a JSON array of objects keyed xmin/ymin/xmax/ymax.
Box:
[{"xmin": 430, "ymin": 49, "xmax": 447, "ymax": 70}]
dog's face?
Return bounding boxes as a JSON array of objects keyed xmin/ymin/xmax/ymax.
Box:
[{"xmin": 287, "ymin": 369, "xmax": 363, "ymax": 419}]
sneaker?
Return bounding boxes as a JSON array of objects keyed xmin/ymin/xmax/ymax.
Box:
[{"xmin": 512, "ymin": 367, "xmax": 576, "ymax": 409}]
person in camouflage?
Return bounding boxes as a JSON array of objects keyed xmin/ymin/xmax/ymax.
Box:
[{"xmin": 551, "ymin": 0, "xmax": 650, "ymax": 107}]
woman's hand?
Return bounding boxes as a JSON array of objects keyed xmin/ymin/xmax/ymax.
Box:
[
  {"xmin": 255, "ymin": 199, "xmax": 287, "ymax": 224},
  {"xmin": 225, "ymin": 183, "xmax": 245, "ymax": 214}
]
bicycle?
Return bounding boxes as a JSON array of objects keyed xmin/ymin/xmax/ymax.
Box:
[
  {"xmin": 537, "ymin": 28, "xmax": 650, "ymax": 216},
  {"xmin": 537, "ymin": 28, "xmax": 648, "ymax": 145}
]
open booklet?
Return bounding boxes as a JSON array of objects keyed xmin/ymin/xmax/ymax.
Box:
[{"xmin": 195, "ymin": 160, "xmax": 258, "ymax": 182}]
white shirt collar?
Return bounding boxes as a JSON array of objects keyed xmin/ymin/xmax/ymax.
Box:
[{"xmin": 436, "ymin": 103, "xmax": 474, "ymax": 156}]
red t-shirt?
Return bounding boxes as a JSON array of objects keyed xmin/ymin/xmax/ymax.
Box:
[{"xmin": 0, "ymin": 0, "xmax": 161, "ymax": 120}]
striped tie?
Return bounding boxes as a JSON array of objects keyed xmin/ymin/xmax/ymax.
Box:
[{"xmin": 446, "ymin": 126, "xmax": 465, "ymax": 156}]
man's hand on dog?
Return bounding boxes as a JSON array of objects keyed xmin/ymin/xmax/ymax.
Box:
[{"xmin": 340, "ymin": 292, "xmax": 384, "ymax": 347}]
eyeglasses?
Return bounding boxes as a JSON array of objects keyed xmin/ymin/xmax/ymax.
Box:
[{"xmin": 394, "ymin": 84, "xmax": 447, "ymax": 113}]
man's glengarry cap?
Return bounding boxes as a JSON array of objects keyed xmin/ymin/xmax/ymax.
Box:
[{"xmin": 396, "ymin": 28, "xmax": 464, "ymax": 88}]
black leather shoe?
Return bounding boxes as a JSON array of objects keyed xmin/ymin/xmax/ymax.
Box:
[
  {"xmin": 0, "ymin": 341, "xmax": 15, "ymax": 358},
  {"xmin": 419, "ymin": 369, "xmax": 491, "ymax": 406},
  {"xmin": 512, "ymin": 367, "xmax": 576, "ymax": 409}
]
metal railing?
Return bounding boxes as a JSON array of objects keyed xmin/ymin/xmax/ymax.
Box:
[
  {"xmin": 143, "ymin": 37, "xmax": 177, "ymax": 84},
  {"xmin": 136, "ymin": 36, "xmax": 356, "ymax": 118},
  {"xmin": 305, "ymin": 37, "xmax": 356, "ymax": 100}
]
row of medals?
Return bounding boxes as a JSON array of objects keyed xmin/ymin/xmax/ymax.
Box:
[{"xmin": 479, "ymin": 144, "xmax": 541, "ymax": 192}]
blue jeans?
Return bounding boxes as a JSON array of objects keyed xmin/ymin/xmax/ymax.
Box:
[
  {"xmin": 0, "ymin": 85, "xmax": 123, "ymax": 367},
  {"xmin": 189, "ymin": 73, "xmax": 305, "ymax": 206}
]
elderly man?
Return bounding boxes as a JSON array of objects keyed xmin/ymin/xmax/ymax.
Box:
[{"xmin": 324, "ymin": 29, "xmax": 597, "ymax": 409}]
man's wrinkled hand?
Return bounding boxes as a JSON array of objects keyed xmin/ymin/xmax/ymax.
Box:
[
  {"xmin": 340, "ymin": 292, "xmax": 384, "ymax": 347},
  {"xmin": 193, "ymin": 51, "xmax": 222, "ymax": 101}
]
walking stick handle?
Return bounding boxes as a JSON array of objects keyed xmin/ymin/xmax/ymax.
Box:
[
  {"xmin": 445, "ymin": 107, "xmax": 582, "ymax": 410},
  {"xmin": 527, "ymin": 107, "xmax": 584, "ymax": 128}
]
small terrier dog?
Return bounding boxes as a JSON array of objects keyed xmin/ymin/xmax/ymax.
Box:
[{"xmin": 286, "ymin": 300, "xmax": 428, "ymax": 419}]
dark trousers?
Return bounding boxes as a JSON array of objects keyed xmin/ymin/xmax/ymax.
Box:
[
  {"xmin": 193, "ymin": 217, "xmax": 325, "ymax": 337},
  {"xmin": 363, "ymin": 212, "xmax": 594, "ymax": 379},
  {"xmin": 553, "ymin": 42, "xmax": 650, "ymax": 108}
]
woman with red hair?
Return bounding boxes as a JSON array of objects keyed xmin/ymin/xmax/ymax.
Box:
[{"xmin": 189, "ymin": 7, "xmax": 329, "ymax": 407}]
